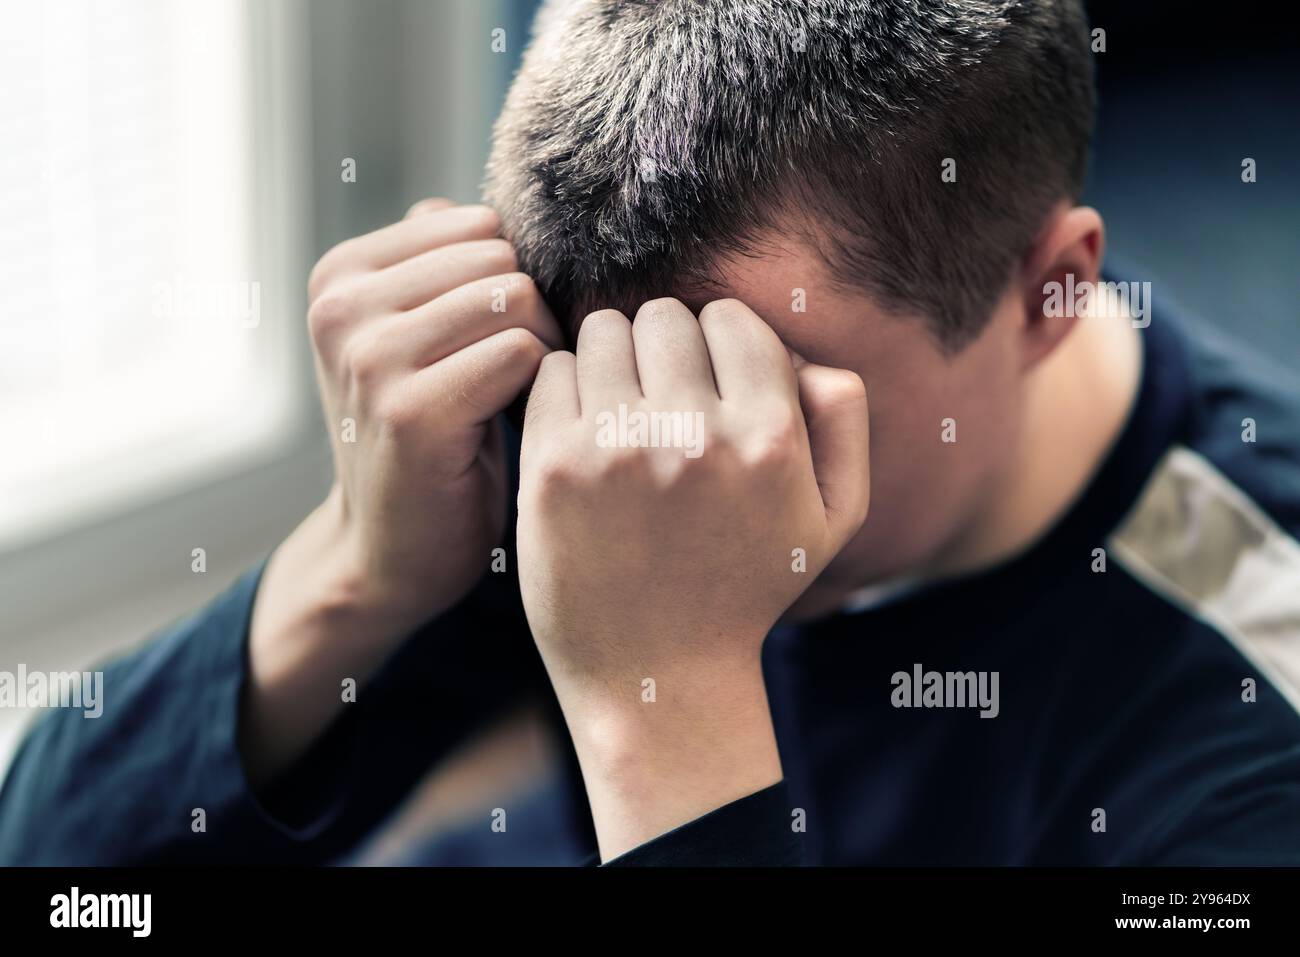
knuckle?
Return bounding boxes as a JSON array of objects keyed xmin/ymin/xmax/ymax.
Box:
[
  {"xmin": 578, "ymin": 308, "xmax": 630, "ymax": 337},
  {"xmin": 698, "ymin": 298, "xmax": 750, "ymax": 324},
  {"xmin": 307, "ymin": 249, "xmax": 343, "ymax": 302},
  {"xmin": 537, "ymin": 348, "xmax": 570, "ymax": 374},
  {"xmin": 405, "ymin": 197, "xmax": 450, "ymax": 218},
  {"xmin": 852, "ymin": 489, "xmax": 871, "ymax": 528},
  {"xmin": 499, "ymin": 271, "xmax": 539, "ymax": 312},
  {"xmin": 527, "ymin": 447, "xmax": 585, "ymax": 503},
  {"xmin": 341, "ymin": 330, "xmax": 387, "ymax": 388},
  {"xmin": 742, "ymin": 411, "xmax": 801, "ymax": 468},
  {"xmin": 652, "ymin": 453, "xmax": 694, "ymax": 489},
  {"xmin": 827, "ymin": 368, "xmax": 868, "ymax": 403},
  {"xmin": 533, "ymin": 450, "xmax": 576, "ymax": 488},
  {"xmin": 530, "ymin": 350, "xmax": 574, "ymax": 396},
  {"xmin": 599, "ymin": 444, "xmax": 650, "ymax": 480},
  {"xmin": 634, "ymin": 297, "xmax": 690, "ymax": 323},
  {"xmin": 496, "ymin": 326, "xmax": 544, "ymax": 366},
  {"xmin": 306, "ymin": 263, "xmax": 328, "ymax": 301},
  {"xmin": 478, "ymin": 238, "xmax": 518, "ymax": 274},
  {"xmin": 306, "ymin": 286, "xmax": 359, "ymax": 342},
  {"xmin": 374, "ymin": 394, "xmax": 420, "ymax": 435},
  {"xmin": 460, "ymin": 204, "xmax": 502, "ymax": 236}
]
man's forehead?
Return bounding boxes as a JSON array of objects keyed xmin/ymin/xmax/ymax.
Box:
[
  {"xmin": 696, "ymin": 246, "xmax": 873, "ymax": 358},
  {"xmin": 558, "ymin": 225, "xmax": 895, "ymax": 365}
]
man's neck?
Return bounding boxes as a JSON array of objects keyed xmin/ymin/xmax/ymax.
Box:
[{"xmin": 936, "ymin": 290, "xmax": 1144, "ymax": 580}]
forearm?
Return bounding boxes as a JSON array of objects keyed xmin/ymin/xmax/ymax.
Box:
[{"xmin": 241, "ymin": 487, "xmax": 453, "ymax": 787}]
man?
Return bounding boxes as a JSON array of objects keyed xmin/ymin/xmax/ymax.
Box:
[{"xmin": 2, "ymin": 0, "xmax": 1299, "ymax": 865}]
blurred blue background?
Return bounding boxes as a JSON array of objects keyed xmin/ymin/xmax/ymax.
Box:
[{"xmin": 1083, "ymin": 0, "xmax": 1299, "ymax": 360}]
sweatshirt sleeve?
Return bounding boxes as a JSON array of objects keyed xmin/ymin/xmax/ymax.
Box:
[
  {"xmin": 600, "ymin": 781, "xmax": 806, "ymax": 867},
  {"xmin": 0, "ymin": 559, "xmax": 546, "ymax": 865}
]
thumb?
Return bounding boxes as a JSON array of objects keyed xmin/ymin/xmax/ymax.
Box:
[{"xmin": 793, "ymin": 358, "xmax": 870, "ymax": 547}]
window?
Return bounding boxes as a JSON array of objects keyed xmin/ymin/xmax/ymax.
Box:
[{"xmin": 0, "ymin": 0, "xmax": 303, "ymax": 549}]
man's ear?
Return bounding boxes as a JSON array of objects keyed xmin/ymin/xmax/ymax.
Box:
[{"xmin": 1015, "ymin": 203, "xmax": 1105, "ymax": 370}]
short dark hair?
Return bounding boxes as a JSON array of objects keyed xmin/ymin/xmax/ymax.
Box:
[{"xmin": 485, "ymin": 0, "xmax": 1096, "ymax": 352}]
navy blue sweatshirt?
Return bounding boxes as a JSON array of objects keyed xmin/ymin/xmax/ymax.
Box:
[{"xmin": 3, "ymin": 277, "xmax": 1299, "ymax": 866}]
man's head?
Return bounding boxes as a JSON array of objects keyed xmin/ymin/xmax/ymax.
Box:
[{"xmin": 487, "ymin": 0, "xmax": 1105, "ymax": 583}]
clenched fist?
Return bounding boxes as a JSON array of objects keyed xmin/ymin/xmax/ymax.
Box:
[
  {"xmin": 516, "ymin": 296, "xmax": 869, "ymax": 859},
  {"xmin": 302, "ymin": 199, "xmax": 562, "ymax": 626},
  {"xmin": 243, "ymin": 200, "xmax": 562, "ymax": 783}
]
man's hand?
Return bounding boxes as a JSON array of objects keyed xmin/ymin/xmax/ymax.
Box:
[
  {"xmin": 517, "ymin": 297, "xmax": 869, "ymax": 860},
  {"xmin": 243, "ymin": 200, "xmax": 563, "ymax": 783}
]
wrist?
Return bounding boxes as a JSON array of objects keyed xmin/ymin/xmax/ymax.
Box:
[
  {"xmin": 271, "ymin": 491, "xmax": 408, "ymax": 642},
  {"xmin": 298, "ymin": 486, "xmax": 459, "ymax": 643},
  {"xmin": 242, "ymin": 491, "xmax": 423, "ymax": 785},
  {"xmin": 554, "ymin": 651, "xmax": 783, "ymax": 861}
]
